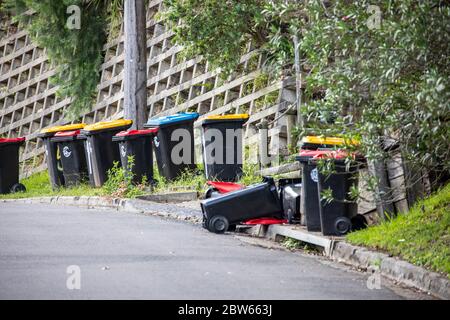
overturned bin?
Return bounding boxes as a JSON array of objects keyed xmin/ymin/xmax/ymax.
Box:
[{"xmin": 200, "ymin": 177, "xmax": 283, "ymax": 234}]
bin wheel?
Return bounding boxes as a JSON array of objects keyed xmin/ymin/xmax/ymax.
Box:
[
  {"xmin": 10, "ymin": 183, "xmax": 26, "ymax": 193},
  {"xmin": 208, "ymin": 215, "xmax": 229, "ymax": 234},
  {"xmin": 334, "ymin": 217, "xmax": 352, "ymax": 235}
]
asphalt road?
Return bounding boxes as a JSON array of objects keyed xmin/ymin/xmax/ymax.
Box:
[{"xmin": 0, "ymin": 202, "xmax": 419, "ymax": 299}]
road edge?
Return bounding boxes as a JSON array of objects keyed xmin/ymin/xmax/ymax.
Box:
[{"xmin": 2, "ymin": 195, "xmax": 448, "ymax": 299}]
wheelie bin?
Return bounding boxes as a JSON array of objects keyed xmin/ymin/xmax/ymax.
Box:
[
  {"xmin": 313, "ymin": 152, "xmax": 361, "ymax": 236},
  {"xmin": 50, "ymin": 130, "xmax": 88, "ymax": 186},
  {"xmin": 0, "ymin": 137, "xmax": 26, "ymax": 194},
  {"xmin": 200, "ymin": 177, "xmax": 283, "ymax": 234},
  {"xmin": 144, "ymin": 112, "xmax": 199, "ymax": 181},
  {"xmin": 200, "ymin": 114, "xmax": 249, "ymax": 182},
  {"xmin": 296, "ymin": 149, "xmax": 332, "ymax": 231},
  {"xmin": 79, "ymin": 119, "xmax": 132, "ymax": 187},
  {"xmin": 278, "ymin": 178, "xmax": 302, "ymax": 224},
  {"xmin": 38, "ymin": 123, "xmax": 86, "ymax": 189},
  {"xmin": 112, "ymin": 128, "xmax": 159, "ymax": 185},
  {"xmin": 296, "ymin": 136, "xmax": 359, "ymax": 231}
]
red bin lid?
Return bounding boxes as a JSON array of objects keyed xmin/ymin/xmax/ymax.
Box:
[
  {"xmin": 115, "ymin": 128, "xmax": 159, "ymax": 137},
  {"xmin": 54, "ymin": 130, "xmax": 81, "ymax": 137},
  {"xmin": 0, "ymin": 137, "xmax": 25, "ymax": 144},
  {"xmin": 206, "ymin": 181, "xmax": 244, "ymax": 194},
  {"xmin": 298, "ymin": 149, "xmax": 332, "ymax": 158},
  {"xmin": 244, "ymin": 218, "xmax": 288, "ymax": 225}
]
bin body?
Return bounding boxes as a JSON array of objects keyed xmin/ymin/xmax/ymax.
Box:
[
  {"xmin": 112, "ymin": 129, "xmax": 158, "ymax": 185},
  {"xmin": 279, "ymin": 178, "xmax": 302, "ymax": 224},
  {"xmin": 80, "ymin": 119, "xmax": 132, "ymax": 187},
  {"xmin": 0, "ymin": 137, "xmax": 25, "ymax": 194},
  {"xmin": 297, "ymin": 151, "xmax": 328, "ymax": 231},
  {"xmin": 201, "ymin": 114, "xmax": 249, "ymax": 182},
  {"xmin": 51, "ymin": 130, "xmax": 88, "ymax": 186},
  {"xmin": 201, "ymin": 177, "xmax": 283, "ymax": 232},
  {"xmin": 297, "ymin": 145, "xmax": 349, "ymax": 231},
  {"xmin": 38, "ymin": 123, "xmax": 85, "ymax": 189},
  {"xmin": 144, "ymin": 113, "xmax": 199, "ymax": 181},
  {"xmin": 316, "ymin": 159, "xmax": 360, "ymax": 236}
]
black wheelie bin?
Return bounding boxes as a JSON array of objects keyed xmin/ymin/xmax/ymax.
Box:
[
  {"xmin": 200, "ymin": 177, "xmax": 283, "ymax": 234},
  {"xmin": 38, "ymin": 123, "xmax": 86, "ymax": 189},
  {"xmin": 0, "ymin": 137, "xmax": 26, "ymax": 194},
  {"xmin": 80, "ymin": 119, "xmax": 132, "ymax": 187},
  {"xmin": 200, "ymin": 114, "xmax": 249, "ymax": 182},
  {"xmin": 112, "ymin": 128, "xmax": 159, "ymax": 185},
  {"xmin": 50, "ymin": 130, "xmax": 88, "ymax": 186},
  {"xmin": 313, "ymin": 152, "xmax": 361, "ymax": 236},
  {"xmin": 144, "ymin": 112, "xmax": 199, "ymax": 181},
  {"xmin": 296, "ymin": 136, "xmax": 358, "ymax": 231}
]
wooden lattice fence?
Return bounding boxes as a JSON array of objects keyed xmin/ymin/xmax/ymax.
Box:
[{"xmin": 0, "ymin": 0, "xmax": 298, "ymax": 178}]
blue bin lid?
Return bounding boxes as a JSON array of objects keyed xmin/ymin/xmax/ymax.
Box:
[{"xmin": 146, "ymin": 112, "xmax": 199, "ymax": 127}]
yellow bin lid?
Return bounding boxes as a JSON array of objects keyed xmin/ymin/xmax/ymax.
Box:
[
  {"xmin": 204, "ymin": 114, "xmax": 250, "ymax": 121},
  {"xmin": 83, "ymin": 119, "xmax": 133, "ymax": 132},
  {"xmin": 302, "ymin": 136, "xmax": 360, "ymax": 146},
  {"xmin": 40, "ymin": 123, "xmax": 86, "ymax": 134}
]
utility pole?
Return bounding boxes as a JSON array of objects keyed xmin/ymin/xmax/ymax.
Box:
[{"xmin": 124, "ymin": 0, "xmax": 147, "ymax": 129}]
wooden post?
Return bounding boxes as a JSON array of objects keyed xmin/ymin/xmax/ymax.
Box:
[
  {"xmin": 293, "ymin": 34, "xmax": 304, "ymax": 128},
  {"xmin": 368, "ymin": 158, "xmax": 396, "ymax": 219},
  {"xmin": 124, "ymin": 0, "xmax": 147, "ymax": 129}
]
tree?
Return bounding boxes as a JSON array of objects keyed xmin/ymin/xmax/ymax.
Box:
[
  {"xmin": 2, "ymin": 0, "xmax": 147, "ymax": 128},
  {"xmin": 163, "ymin": 0, "xmax": 450, "ymax": 193}
]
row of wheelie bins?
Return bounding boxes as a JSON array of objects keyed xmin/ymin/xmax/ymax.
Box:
[
  {"xmin": 34, "ymin": 112, "xmax": 250, "ymax": 191},
  {"xmin": 200, "ymin": 136, "xmax": 364, "ymax": 236}
]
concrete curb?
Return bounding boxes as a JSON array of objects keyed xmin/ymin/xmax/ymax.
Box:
[
  {"xmin": 330, "ymin": 242, "xmax": 449, "ymax": 300},
  {"xmin": 2, "ymin": 196, "xmax": 448, "ymax": 299},
  {"xmin": 240, "ymin": 224, "xmax": 449, "ymax": 299}
]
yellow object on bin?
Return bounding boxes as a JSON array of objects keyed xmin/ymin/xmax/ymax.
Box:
[
  {"xmin": 204, "ymin": 114, "xmax": 250, "ymax": 121},
  {"xmin": 302, "ymin": 136, "xmax": 360, "ymax": 146},
  {"xmin": 40, "ymin": 123, "xmax": 86, "ymax": 134},
  {"xmin": 83, "ymin": 119, "xmax": 133, "ymax": 132}
]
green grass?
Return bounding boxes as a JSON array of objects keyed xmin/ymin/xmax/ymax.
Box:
[
  {"xmin": 1, "ymin": 162, "xmax": 263, "ymax": 200},
  {"xmin": 0, "ymin": 171, "xmax": 106, "ymax": 200},
  {"xmin": 347, "ymin": 183, "xmax": 450, "ymax": 278}
]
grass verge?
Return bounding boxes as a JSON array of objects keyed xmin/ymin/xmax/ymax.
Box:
[
  {"xmin": 0, "ymin": 171, "xmax": 105, "ymax": 200},
  {"xmin": 347, "ymin": 183, "xmax": 450, "ymax": 278},
  {"xmin": 1, "ymin": 163, "xmax": 263, "ymax": 200}
]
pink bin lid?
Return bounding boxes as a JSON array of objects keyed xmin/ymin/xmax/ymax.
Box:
[
  {"xmin": 206, "ymin": 181, "xmax": 244, "ymax": 194},
  {"xmin": 115, "ymin": 128, "xmax": 159, "ymax": 137},
  {"xmin": 54, "ymin": 130, "xmax": 81, "ymax": 137},
  {"xmin": 0, "ymin": 137, "xmax": 25, "ymax": 144},
  {"xmin": 244, "ymin": 218, "xmax": 288, "ymax": 225}
]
